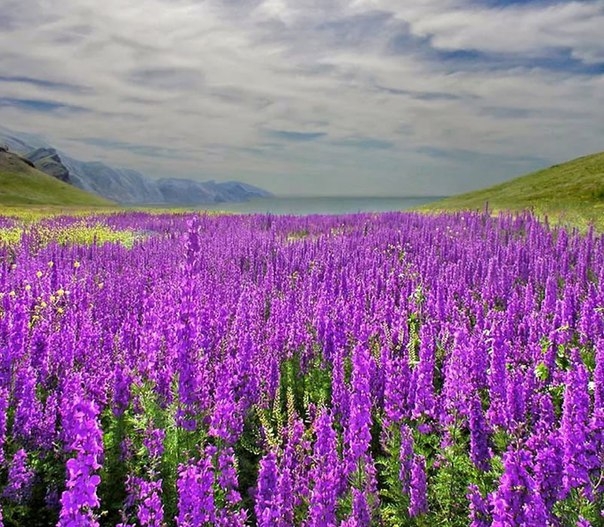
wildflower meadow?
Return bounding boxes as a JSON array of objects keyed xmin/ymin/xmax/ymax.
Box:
[{"xmin": 0, "ymin": 210, "xmax": 602, "ymax": 526}]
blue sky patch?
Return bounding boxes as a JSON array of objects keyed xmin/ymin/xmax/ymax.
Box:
[
  {"xmin": 333, "ymin": 137, "xmax": 394, "ymax": 150},
  {"xmin": 433, "ymin": 47, "xmax": 604, "ymax": 75},
  {"xmin": 0, "ymin": 76, "xmax": 87, "ymax": 92},
  {"xmin": 418, "ymin": 146, "xmax": 547, "ymax": 166},
  {"xmin": 473, "ymin": 0, "xmax": 560, "ymax": 5},
  {"xmin": 387, "ymin": 25, "xmax": 604, "ymax": 76},
  {"xmin": 376, "ymin": 85, "xmax": 465, "ymax": 101},
  {"xmin": 267, "ymin": 130, "xmax": 327, "ymax": 142},
  {"xmin": 75, "ymin": 137, "xmax": 184, "ymax": 159},
  {"xmin": 0, "ymin": 97, "xmax": 85, "ymax": 113}
]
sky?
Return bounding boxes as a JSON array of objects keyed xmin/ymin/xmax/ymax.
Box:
[{"xmin": 0, "ymin": 0, "xmax": 603, "ymax": 197}]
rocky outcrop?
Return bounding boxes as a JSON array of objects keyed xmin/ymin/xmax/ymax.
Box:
[{"xmin": 25, "ymin": 148, "xmax": 71, "ymax": 182}]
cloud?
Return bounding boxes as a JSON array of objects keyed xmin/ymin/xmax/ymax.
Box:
[{"xmin": 0, "ymin": 0, "xmax": 602, "ymax": 196}]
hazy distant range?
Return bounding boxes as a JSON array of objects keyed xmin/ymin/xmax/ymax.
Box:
[{"xmin": 0, "ymin": 127, "xmax": 272, "ymax": 205}]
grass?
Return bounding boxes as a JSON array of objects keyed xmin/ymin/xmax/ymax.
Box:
[
  {"xmin": 423, "ymin": 151, "xmax": 604, "ymax": 230},
  {"xmin": 0, "ymin": 222, "xmax": 142, "ymax": 249},
  {"xmin": 0, "ymin": 150, "xmax": 113, "ymax": 207}
]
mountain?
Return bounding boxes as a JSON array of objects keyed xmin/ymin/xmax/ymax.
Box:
[
  {"xmin": 425, "ymin": 151, "xmax": 604, "ymax": 229},
  {"xmin": 25, "ymin": 148, "xmax": 71, "ymax": 183},
  {"xmin": 0, "ymin": 127, "xmax": 272, "ymax": 205},
  {"xmin": 0, "ymin": 148, "xmax": 113, "ymax": 206},
  {"xmin": 61, "ymin": 156, "xmax": 165, "ymax": 204},
  {"xmin": 210, "ymin": 180, "xmax": 275, "ymax": 201},
  {"xmin": 155, "ymin": 178, "xmax": 272, "ymax": 205}
]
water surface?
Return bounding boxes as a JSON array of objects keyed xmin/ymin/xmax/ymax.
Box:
[{"xmin": 199, "ymin": 196, "xmax": 444, "ymax": 215}]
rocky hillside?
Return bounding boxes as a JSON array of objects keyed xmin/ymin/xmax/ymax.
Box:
[
  {"xmin": 25, "ymin": 148, "xmax": 71, "ymax": 183},
  {"xmin": 0, "ymin": 148, "xmax": 112, "ymax": 206}
]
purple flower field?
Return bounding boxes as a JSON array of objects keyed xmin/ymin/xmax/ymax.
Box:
[{"xmin": 0, "ymin": 210, "xmax": 603, "ymax": 526}]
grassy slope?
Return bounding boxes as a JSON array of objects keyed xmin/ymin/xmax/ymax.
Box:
[
  {"xmin": 425, "ymin": 151, "xmax": 604, "ymax": 229},
  {"xmin": 0, "ymin": 151, "xmax": 113, "ymax": 207}
]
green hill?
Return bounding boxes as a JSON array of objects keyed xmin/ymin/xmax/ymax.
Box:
[
  {"xmin": 425, "ymin": 152, "xmax": 604, "ymax": 229},
  {"xmin": 0, "ymin": 150, "xmax": 112, "ymax": 207}
]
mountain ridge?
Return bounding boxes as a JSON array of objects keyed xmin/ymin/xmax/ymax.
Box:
[{"xmin": 0, "ymin": 127, "xmax": 272, "ymax": 205}]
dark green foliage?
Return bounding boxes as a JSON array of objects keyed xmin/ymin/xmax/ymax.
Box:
[
  {"xmin": 234, "ymin": 411, "xmax": 263, "ymax": 521},
  {"xmin": 98, "ymin": 412, "xmax": 129, "ymax": 525},
  {"xmin": 1, "ymin": 449, "xmax": 63, "ymax": 527}
]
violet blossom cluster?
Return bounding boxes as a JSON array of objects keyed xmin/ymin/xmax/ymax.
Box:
[{"xmin": 58, "ymin": 395, "xmax": 104, "ymax": 527}]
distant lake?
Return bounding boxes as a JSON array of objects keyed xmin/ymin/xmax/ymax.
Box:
[{"xmin": 198, "ymin": 196, "xmax": 445, "ymax": 215}]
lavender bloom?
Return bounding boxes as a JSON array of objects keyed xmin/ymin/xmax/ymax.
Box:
[
  {"xmin": 3, "ymin": 449, "xmax": 34, "ymax": 504},
  {"xmin": 276, "ymin": 461, "xmax": 294, "ymax": 527},
  {"xmin": 38, "ymin": 391, "xmax": 59, "ymax": 452},
  {"xmin": 58, "ymin": 396, "xmax": 104, "ymax": 527},
  {"xmin": 0, "ymin": 388, "xmax": 8, "ymax": 465},
  {"xmin": 126, "ymin": 476, "xmax": 165, "ymax": 527},
  {"xmin": 176, "ymin": 453, "xmax": 216, "ymax": 527},
  {"xmin": 382, "ymin": 352, "xmax": 410, "ymax": 429},
  {"xmin": 412, "ymin": 325, "xmax": 436, "ymax": 419},
  {"xmin": 350, "ymin": 488, "xmax": 371, "ymax": 527},
  {"xmin": 409, "ymin": 455, "xmax": 427, "ymax": 517},
  {"xmin": 467, "ymin": 484, "xmax": 489, "ymax": 527},
  {"xmin": 399, "ymin": 425, "xmax": 414, "ymax": 496},
  {"xmin": 214, "ymin": 447, "xmax": 247, "ymax": 526},
  {"xmin": 216, "ymin": 447, "xmax": 242, "ymax": 506},
  {"xmin": 505, "ymin": 369, "xmax": 526, "ymax": 430},
  {"xmin": 307, "ymin": 409, "xmax": 341, "ymax": 527},
  {"xmin": 210, "ymin": 376, "xmax": 242, "ymax": 445},
  {"xmin": 528, "ymin": 425, "xmax": 564, "ymax": 510},
  {"xmin": 469, "ymin": 394, "xmax": 491, "ymax": 471},
  {"xmin": 255, "ymin": 451, "xmax": 279, "ymax": 527},
  {"xmin": 486, "ymin": 334, "xmax": 507, "ymax": 429},
  {"xmin": 523, "ymin": 491, "xmax": 548, "ymax": 526},
  {"xmin": 112, "ymin": 365, "xmax": 131, "ymax": 417},
  {"xmin": 331, "ymin": 349, "xmax": 349, "ymax": 424},
  {"xmin": 184, "ymin": 217, "xmax": 201, "ymax": 269},
  {"xmin": 592, "ymin": 339, "xmax": 604, "ymax": 465},
  {"xmin": 12, "ymin": 363, "xmax": 43, "ymax": 445},
  {"xmin": 490, "ymin": 449, "xmax": 537, "ymax": 526},
  {"xmin": 345, "ymin": 344, "xmax": 373, "ymax": 473},
  {"xmin": 287, "ymin": 418, "xmax": 313, "ymax": 511},
  {"xmin": 143, "ymin": 428, "xmax": 165, "ymax": 460},
  {"xmin": 561, "ymin": 351, "xmax": 595, "ymax": 498}
]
